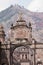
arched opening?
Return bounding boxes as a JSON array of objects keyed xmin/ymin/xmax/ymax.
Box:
[{"xmin": 12, "ymin": 46, "xmax": 33, "ymax": 65}]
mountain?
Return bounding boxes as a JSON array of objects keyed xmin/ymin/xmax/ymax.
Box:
[{"xmin": 0, "ymin": 5, "xmax": 43, "ymax": 43}]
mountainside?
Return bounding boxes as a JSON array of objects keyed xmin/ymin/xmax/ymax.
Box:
[{"xmin": 0, "ymin": 5, "xmax": 43, "ymax": 43}]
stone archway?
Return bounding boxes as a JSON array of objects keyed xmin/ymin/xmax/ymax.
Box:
[{"xmin": 10, "ymin": 45, "xmax": 33, "ymax": 65}]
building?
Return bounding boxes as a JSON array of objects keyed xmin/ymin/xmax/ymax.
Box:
[
  {"xmin": 0, "ymin": 14, "xmax": 43, "ymax": 65},
  {"xmin": 9, "ymin": 15, "xmax": 33, "ymax": 65},
  {"xmin": 0, "ymin": 25, "xmax": 5, "ymax": 43},
  {"xmin": 0, "ymin": 25, "xmax": 8, "ymax": 65}
]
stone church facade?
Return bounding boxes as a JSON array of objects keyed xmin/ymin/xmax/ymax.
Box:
[{"xmin": 0, "ymin": 15, "xmax": 43, "ymax": 65}]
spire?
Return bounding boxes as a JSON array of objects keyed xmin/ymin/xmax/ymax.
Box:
[{"xmin": 0, "ymin": 24, "xmax": 5, "ymax": 35}]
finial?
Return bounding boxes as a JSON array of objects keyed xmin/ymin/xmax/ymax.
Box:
[
  {"xmin": 0, "ymin": 24, "xmax": 4, "ymax": 29},
  {"xmin": 11, "ymin": 23, "xmax": 14, "ymax": 29},
  {"xmin": 29, "ymin": 22, "xmax": 31, "ymax": 27},
  {"xmin": 11, "ymin": 23, "xmax": 13, "ymax": 27}
]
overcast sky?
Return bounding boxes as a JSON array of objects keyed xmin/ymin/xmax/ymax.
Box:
[{"xmin": 0, "ymin": 0, "xmax": 43, "ymax": 12}]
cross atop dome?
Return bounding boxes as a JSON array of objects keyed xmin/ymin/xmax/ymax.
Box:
[
  {"xmin": 16, "ymin": 12, "xmax": 26, "ymax": 26},
  {"xmin": 18, "ymin": 12, "xmax": 23, "ymax": 20}
]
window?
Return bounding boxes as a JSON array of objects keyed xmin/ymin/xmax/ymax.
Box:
[
  {"xmin": 22, "ymin": 54, "xmax": 24, "ymax": 59},
  {"xmin": 25, "ymin": 54, "xmax": 27, "ymax": 59}
]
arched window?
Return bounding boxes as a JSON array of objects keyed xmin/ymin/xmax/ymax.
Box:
[{"xmin": 25, "ymin": 54, "xmax": 27, "ymax": 59}]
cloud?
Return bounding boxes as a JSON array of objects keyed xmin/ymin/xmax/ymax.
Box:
[
  {"xmin": 0, "ymin": 0, "xmax": 20, "ymax": 11},
  {"xmin": 10, "ymin": 0, "xmax": 19, "ymax": 5},
  {"xmin": 0, "ymin": 0, "xmax": 33, "ymax": 12},
  {"xmin": 27, "ymin": 0, "xmax": 43, "ymax": 12},
  {"xmin": 0, "ymin": 0, "xmax": 10, "ymax": 11}
]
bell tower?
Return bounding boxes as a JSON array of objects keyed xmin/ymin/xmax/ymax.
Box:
[
  {"xmin": 0, "ymin": 25, "xmax": 5, "ymax": 43},
  {"xmin": 10, "ymin": 12, "xmax": 32, "ymax": 45}
]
